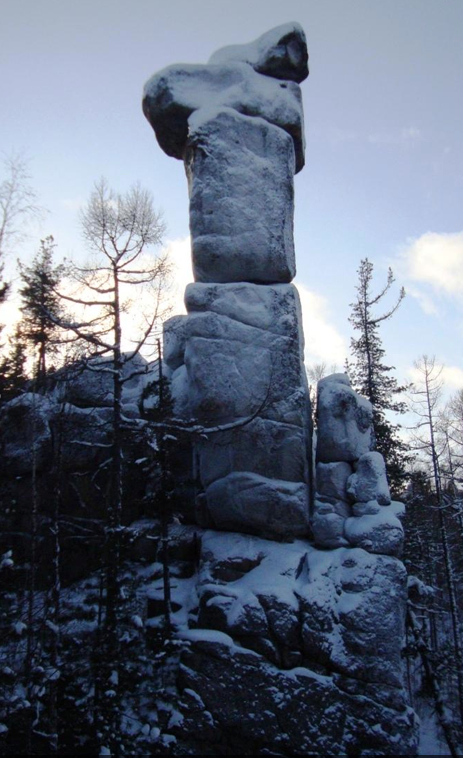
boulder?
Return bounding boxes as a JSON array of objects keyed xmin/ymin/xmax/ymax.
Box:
[
  {"xmin": 185, "ymin": 108, "xmax": 296, "ymax": 283},
  {"xmin": 185, "ymin": 280, "xmax": 304, "ymax": 340},
  {"xmin": 58, "ymin": 353, "xmax": 150, "ymax": 410},
  {"xmin": 203, "ymin": 474, "xmax": 306, "ymax": 540},
  {"xmin": 197, "ymin": 417, "xmax": 309, "ymax": 488},
  {"xmin": 316, "ymin": 374, "xmax": 373, "ymax": 463},
  {"xmin": 347, "ymin": 451, "xmax": 391, "ymax": 505},
  {"xmin": 208, "ymin": 22, "xmax": 309, "ymax": 83},
  {"xmin": 143, "ymin": 58, "xmax": 305, "ymax": 172},
  {"xmin": 204, "ymin": 472, "xmax": 309, "ymax": 540},
  {"xmin": 344, "ymin": 507, "xmax": 404, "ymax": 556}
]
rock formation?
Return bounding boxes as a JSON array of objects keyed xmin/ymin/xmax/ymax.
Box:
[
  {"xmin": 144, "ymin": 22, "xmax": 312, "ymax": 540},
  {"xmin": 143, "ymin": 23, "xmax": 418, "ymax": 755}
]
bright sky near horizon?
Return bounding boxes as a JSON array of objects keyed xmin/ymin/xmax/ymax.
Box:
[{"xmin": 1, "ymin": 0, "xmax": 463, "ymax": 396}]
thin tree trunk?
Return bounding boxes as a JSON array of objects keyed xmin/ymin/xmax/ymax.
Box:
[
  {"xmin": 157, "ymin": 339, "xmax": 172, "ymax": 637},
  {"xmin": 408, "ymin": 607, "xmax": 461, "ymax": 757}
]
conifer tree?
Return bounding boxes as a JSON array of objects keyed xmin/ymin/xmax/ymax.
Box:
[
  {"xmin": 18, "ymin": 236, "xmax": 65, "ymax": 385},
  {"xmin": 347, "ymin": 258, "xmax": 408, "ymax": 493}
]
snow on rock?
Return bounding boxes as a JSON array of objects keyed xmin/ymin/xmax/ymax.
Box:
[
  {"xmin": 143, "ymin": 37, "xmax": 306, "ymax": 172},
  {"xmin": 313, "ymin": 374, "xmax": 402, "ymax": 556},
  {"xmin": 168, "ymin": 529, "xmax": 418, "ymax": 755},
  {"xmin": 185, "ymin": 108, "xmax": 296, "ymax": 284},
  {"xmin": 208, "ymin": 22, "xmax": 309, "ymax": 83},
  {"xmin": 316, "ymin": 374, "xmax": 373, "ymax": 463},
  {"xmin": 344, "ymin": 506, "xmax": 404, "ymax": 556},
  {"xmin": 165, "ymin": 282, "xmax": 311, "ymax": 540},
  {"xmin": 347, "ymin": 451, "xmax": 391, "ymax": 505}
]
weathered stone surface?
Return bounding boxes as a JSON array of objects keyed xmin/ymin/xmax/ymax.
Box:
[
  {"xmin": 208, "ymin": 22, "xmax": 309, "ymax": 83},
  {"xmin": 316, "ymin": 461, "xmax": 352, "ymax": 502},
  {"xmin": 181, "ymin": 303, "xmax": 307, "ymax": 426},
  {"xmin": 185, "ymin": 108, "xmax": 295, "ymax": 283},
  {"xmin": 311, "ymin": 499, "xmax": 350, "ymax": 548},
  {"xmin": 166, "ymin": 530, "xmax": 419, "ymax": 755},
  {"xmin": 185, "ymin": 280, "xmax": 305, "ymax": 345},
  {"xmin": 344, "ymin": 507, "xmax": 404, "ymax": 556},
  {"xmin": 0, "ymin": 393, "xmax": 54, "ymax": 475},
  {"xmin": 197, "ymin": 417, "xmax": 308, "ymax": 488},
  {"xmin": 143, "ymin": 60, "xmax": 305, "ymax": 172},
  {"xmin": 316, "ymin": 374, "xmax": 373, "ymax": 463},
  {"xmin": 301, "ymin": 547, "xmax": 408, "ymax": 687},
  {"xmin": 347, "ymin": 451, "xmax": 391, "ymax": 505},
  {"xmin": 177, "ymin": 634, "xmax": 418, "ymax": 756},
  {"xmin": 204, "ymin": 473, "xmax": 309, "ymax": 539}
]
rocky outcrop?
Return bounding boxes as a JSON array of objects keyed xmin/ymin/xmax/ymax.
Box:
[
  {"xmin": 143, "ymin": 526, "xmax": 418, "ymax": 755},
  {"xmin": 313, "ymin": 373, "xmax": 404, "ymax": 557},
  {"xmin": 143, "ymin": 23, "xmax": 417, "ymax": 756}
]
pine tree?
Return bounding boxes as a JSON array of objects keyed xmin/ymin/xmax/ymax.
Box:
[
  {"xmin": 348, "ymin": 258, "xmax": 409, "ymax": 494},
  {"xmin": 18, "ymin": 236, "xmax": 65, "ymax": 386}
]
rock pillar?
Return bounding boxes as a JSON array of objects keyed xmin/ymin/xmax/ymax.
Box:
[{"xmin": 143, "ymin": 22, "xmax": 312, "ymax": 539}]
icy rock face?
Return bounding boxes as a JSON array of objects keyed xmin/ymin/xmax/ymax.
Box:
[
  {"xmin": 185, "ymin": 108, "xmax": 296, "ymax": 283},
  {"xmin": 314, "ymin": 373, "xmax": 404, "ymax": 557},
  {"xmin": 163, "ymin": 282, "xmax": 311, "ymax": 539}
]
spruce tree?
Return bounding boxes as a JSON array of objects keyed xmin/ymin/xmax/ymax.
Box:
[
  {"xmin": 18, "ymin": 236, "xmax": 65, "ymax": 386},
  {"xmin": 347, "ymin": 258, "xmax": 409, "ymax": 494}
]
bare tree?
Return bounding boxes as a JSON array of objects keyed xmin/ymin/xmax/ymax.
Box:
[
  {"xmin": 0, "ymin": 153, "xmax": 43, "ymax": 299},
  {"xmin": 410, "ymin": 355, "xmax": 463, "ymax": 733},
  {"xmin": 47, "ymin": 178, "xmax": 170, "ymax": 754}
]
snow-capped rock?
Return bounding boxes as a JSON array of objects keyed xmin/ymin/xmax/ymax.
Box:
[
  {"xmin": 347, "ymin": 451, "xmax": 391, "ymax": 505},
  {"xmin": 208, "ymin": 21, "xmax": 309, "ymax": 83},
  {"xmin": 316, "ymin": 374, "xmax": 373, "ymax": 463}
]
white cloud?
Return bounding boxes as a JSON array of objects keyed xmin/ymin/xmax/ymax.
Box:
[
  {"xmin": 404, "ymin": 283, "xmax": 439, "ymax": 316},
  {"xmin": 60, "ymin": 197, "xmax": 85, "ymax": 213},
  {"xmin": 295, "ymin": 282, "xmax": 347, "ymax": 368},
  {"xmin": 443, "ymin": 365, "xmax": 463, "ymax": 389},
  {"xmin": 400, "ymin": 231, "xmax": 463, "ymax": 296},
  {"xmin": 368, "ymin": 125, "xmax": 421, "ymax": 145}
]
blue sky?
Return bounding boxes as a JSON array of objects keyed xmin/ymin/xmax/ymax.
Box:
[{"xmin": 2, "ymin": 0, "xmax": 463, "ymax": 395}]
